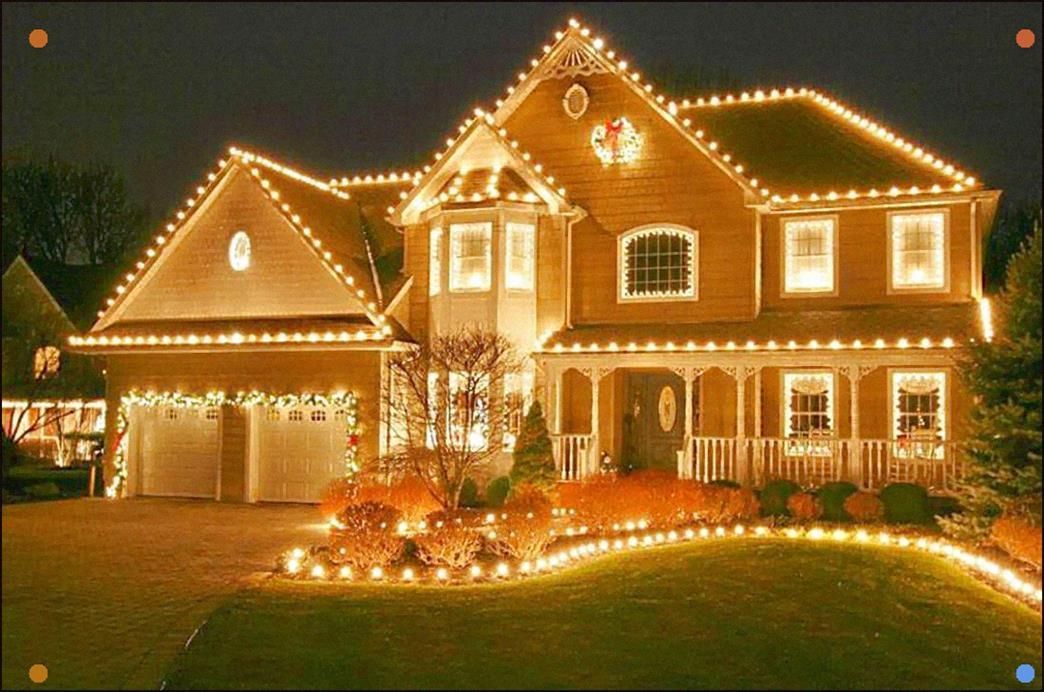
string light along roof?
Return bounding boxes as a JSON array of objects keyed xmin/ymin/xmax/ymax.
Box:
[
  {"xmin": 435, "ymin": 167, "xmax": 542, "ymax": 206},
  {"xmin": 481, "ymin": 18, "xmax": 986, "ymax": 210},
  {"xmin": 391, "ymin": 112, "xmax": 577, "ymax": 224},
  {"xmin": 86, "ymin": 147, "xmax": 394, "ymax": 344}
]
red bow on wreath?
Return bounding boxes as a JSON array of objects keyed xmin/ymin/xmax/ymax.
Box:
[{"xmin": 602, "ymin": 118, "xmax": 623, "ymax": 155}]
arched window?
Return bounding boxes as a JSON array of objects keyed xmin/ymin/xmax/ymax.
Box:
[{"xmin": 618, "ymin": 225, "xmax": 698, "ymax": 301}]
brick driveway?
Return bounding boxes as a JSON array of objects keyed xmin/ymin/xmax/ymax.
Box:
[{"xmin": 2, "ymin": 498, "xmax": 320, "ymax": 690}]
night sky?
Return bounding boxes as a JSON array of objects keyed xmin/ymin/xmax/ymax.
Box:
[{"xmin": 3, "ymin": 2, "xmax": 1041, "ymax": 217}]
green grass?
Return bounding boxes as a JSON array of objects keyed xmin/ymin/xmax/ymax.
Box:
[{"xmin": 164, "ymin": 539, "xmax": 1042, "ymax": 690}]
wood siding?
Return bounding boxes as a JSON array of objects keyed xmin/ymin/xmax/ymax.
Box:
[{"xmin": 503, "ymin": 72, "xmax": 757, "ymax": 325}]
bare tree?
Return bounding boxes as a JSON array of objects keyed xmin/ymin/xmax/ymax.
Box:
[{"xmin": 379, "ymin": 328, "xmax": 521, "ymax": 509}]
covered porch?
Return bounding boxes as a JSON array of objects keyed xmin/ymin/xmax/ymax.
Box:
[{"xmin": 537, "ymin": 349, "xmax": 969, "ymax": 493}]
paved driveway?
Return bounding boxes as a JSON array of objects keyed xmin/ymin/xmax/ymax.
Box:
[{"xmin": 2, "ymin": 498, "xmax": 321, "ymax": 690}]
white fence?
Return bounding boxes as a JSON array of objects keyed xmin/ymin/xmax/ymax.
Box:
[{"xmin": 551, "ymin": 434, "xmax": 595, "ymax": 481}]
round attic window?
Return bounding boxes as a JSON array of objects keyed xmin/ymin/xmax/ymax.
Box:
[
  {"xmin": 563, "ymin": 83, "xmax": 589, "ymax": 120},
  {"xmin": 228, "ymin": 231, "xmax": 251, "ymax": 271}
]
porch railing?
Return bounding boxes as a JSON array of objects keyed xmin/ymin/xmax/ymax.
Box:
[
  {"xmin": 551, "ymin": 433, "xmax": 595, "ymax": 481},
  {"xmin": 679, "ymin": 436, "xmax": 966, "ymax": 492}
]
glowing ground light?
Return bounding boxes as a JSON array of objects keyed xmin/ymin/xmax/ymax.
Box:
[
  {"xmin": 1016, "ymin": 29, "xmax": 1036, "ymax": 48},
  {"xmin": 28, "ymin": 664, "xmax": 48, "ymax": 684}
]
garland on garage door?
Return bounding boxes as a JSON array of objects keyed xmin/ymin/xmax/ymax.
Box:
[{"xmin": 107, "ymin": 390, "xmax": 359, "ymax": 498}]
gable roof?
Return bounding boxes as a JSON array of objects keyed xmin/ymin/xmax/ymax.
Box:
[
  {"xmin": 484, "ymin": 18, "xmax": 988, "ymax": 210},
  {"xmin": 391, "ymin": 115, "xmax": 579, "ymax": 225},
  {"xmin": 89, "ymin": 148, "xmax": 407, "ymax": 338}
]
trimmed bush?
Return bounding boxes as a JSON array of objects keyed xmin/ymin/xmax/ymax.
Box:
[
  {"xmin": 759, "ymin": 480, "xmax": 801, "ymax": 517},
  {"xmin": 459, "ymin": 478, "xmax": 480, "ymax": 508},
  {"xmin": 880, "ymin": 483, "xmax": 931, "ymax": 524},
  {"xmin": 787, "ymin": 492, "xmax": 823, "ymax": 521},
  {"xmin": 510, "ymin": 401, "xmax": 557, "ymax": 492},
  {"xmin": 488, "ymin": 484, "xmax": 554, "ymax": 560},
  {"xmin": 991, "ymin": 515, "xmax": 1043, "ymax": 569},
  {"xmin": 701, "ymin": 486, "xmax": 760, "ymax": 523},
  {"xmin": 818, "ymin": 481, "xmax": 858, "ymax": 521},
  {"xmin": 843, "ymin": 491, "xmax": 884, "ymax": 522},
  {"xmin": 329, "ymin": 501, "xmax": 405, "ymax": 570},
  {"xmin": 415, "ymin": 510, "xmax": 483, "ymax": 567},
  {"xmin": 928, "ymin": 495, "xmax": 962, "ymax": 519},
  {"xmin": 319, "ymin": 476, "xmax": 439, "ymax": 522},
  {"xmin": 486, "ymin": 476, "xmax": 511, "ymax": 508}
]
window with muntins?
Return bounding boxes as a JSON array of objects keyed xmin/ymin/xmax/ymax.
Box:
[
  {"xmin": 505, "ymin": 222, "xmax": 535, "ymax": 291},
  {"xmin": 449, "ymin": 222, "xmax": 492, "ymax": 292},
  {"xmin": 890, "ymin": 211, "xmax": 947, "ymax": 290},
  {"xmin": 783, "ymin": 372, "xmax": 834, "ymax": 455},
  {"xmin": 783, "ymin": 218, "xmax": 835, "ymax": 294},
  {"xmin": 619, "ymin": 226, "xmax": 697, "ymax": 300},
  {"xmin": 892, "ymin": 371, "xmax": 946, "ymax": 459}
]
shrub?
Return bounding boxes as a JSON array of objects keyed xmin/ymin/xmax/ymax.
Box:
[
  {"xmin": 787, "ymin": 492, "xmax": 822, "ymax": 521},
  {"xmin": 329, "ymin": 501, "xmax": 405, "ymax": 570},
  {"xmin": 459, "ymin": 478, "xmax": 480, "ymax": 508},
  {"xmin": 320, "ymin": 476, "xmax": 439, "ymax": 523},
  {"xmin": 488, "ymin": 485, "xmax": 555, "ymax": 560},
  {"xmin": 760, "ymin": 480, "xmax": 801, "ymax": 517},
  {"xmin": 386, "ymin": 476, "xmax": 440, "ymax": 524},
  {"xmin": 414, "ymin": 510, "xmax": 483, "ymax": 567},
  {"xmin": 701, "ymin": 486, "xmax": 760, "ymax": 523},
  {"xmin": 556, "ymin": 471, "xmax": 705, "ymax": 531},
  {"xmin": 510, "ymin": 401, "xmax": 557, "ymax": 492},
  {"xmin": 928, "ymin": 495, "xmax": 962, "ymax": 519},
  {"xmin": 991, "ymin": 514, "xmax": 1043, "ymax": 569},
  {"xmin": 24, "ymin": 482, "xmax": 61, "ymax": 500},
  {"xmin": 880, "ymin": 483, "xmax": 931, "ymax": 524},
  {"xmin": 817, "ymin": 481, "xmax": 858, "ymax": 521},
  {"xmin": 708, "ymin": 479, "xmax": 741, "ymax": 489},
  {"xmin": 843, "ymin": 491, "xmax": 884, "ymax": 522},
  {"xmin": 486, "ymin": 476, "xmax": 511, "ymax": 508}
]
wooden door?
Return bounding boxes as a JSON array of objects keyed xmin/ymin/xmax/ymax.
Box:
[{"xmin": 623, "ymin": 372, "xmax": 698, "ymax": 472}]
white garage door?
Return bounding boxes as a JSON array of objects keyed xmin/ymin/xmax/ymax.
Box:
[
  {"xmin": 140, "ymin": 406, "xmax": 220, "ymax": 498},
  {"xmin": 258, "ymin": 406, "xmax": 345, "ymax": 502}
]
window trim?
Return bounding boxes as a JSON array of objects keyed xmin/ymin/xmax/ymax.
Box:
[
  {"xmin": 449, "ymin": 221, "xmax": 493, "ymax": 293},
  {"xmin": 429, "ymin": 227, "xmax": 442, "ymax": 296},
  {"xmin": 780, "ymin": 214, "xmax": 839, "ymax": 298},
  {"xmin": 888, "ymin": 368, "xmax": 948, "ymax": 444},
  {"xmin": 780, "ymin": 369, "xmax": 837, "ymax": 441},
  {"xmin": 886, "ymin": 208, "xmax": 951, "ymax": 294},
  {"xmin": 617, "ymin": 223, "xmax": 700, "ymax": 303},
  {"xmin": 504, "ymin": 221, "xmax": 536, "ymax": 293}
]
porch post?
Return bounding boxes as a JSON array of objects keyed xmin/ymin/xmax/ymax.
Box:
[
  {"xmin": 549, "ymin": 365, "xmax": 562, "ymax": 435},
  {"xmin": 728, "ymin": 366, "xmax": 752, "ymax": 486},
  {"xmin": 753, "ymin": 368, "xmax": 762, "ymax": 438},
  {"xmin": 842, "ymin": 364, "xmax": 873, "ymax": 487},
  {"xmin": 588, "ymin": 368, "xmax": 601, "ymax": 477}
]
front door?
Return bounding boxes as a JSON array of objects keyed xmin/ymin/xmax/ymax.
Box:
[{"xmin": 623, "ymin": 372, "xmax": 699, "ymax": 472}]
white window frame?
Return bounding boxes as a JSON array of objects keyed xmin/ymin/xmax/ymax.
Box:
[
  {"xmin": 505, "ymin": 221, "xmax": 536, "ymax": 292},
  {"xmin": 781, "ymin": 370, "xmax": 836, "ymax": 456},
  {"xmin": 887, "ymin": 209, "xmax": 950, "ymax": 293},
  {"xmin": 617, "ymin": 224, "xmax": 699, "ymax": 302},
  {"xmin": 889, "ymin": 369, "xmax": 947, "ymax": 460},
  {"xmin": 781, "ymin": 215, "xmax": 838, "ymax": 296},
  {"xmin": 429, "ymin": 227, "xmax": 442, "ymax": 296},
  {"xmin": 449, "ymin": 222, "xmax": 492, "ymax": 292},
  {"xmin": 448, "ymin": 371, "xmax": 489, "ymax": 451}
]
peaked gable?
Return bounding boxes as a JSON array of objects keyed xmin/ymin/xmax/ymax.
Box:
[
  {"xmin": 2, "ymin": 256, "xmax": 77, "ymax": 338},
  {"xmin": 95, "ymin": 161, "xmax": 375, "ymax": 330}
]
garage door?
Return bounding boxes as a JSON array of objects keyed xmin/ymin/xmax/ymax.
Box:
[
  {"xmin": 140, "ymin": 406, "xmax": 220, "ymax": 498},
  {"xmin": 258, "ymin": 406, "xmax": 345, "ymax": 502}
]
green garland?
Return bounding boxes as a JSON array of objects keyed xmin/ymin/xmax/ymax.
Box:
[{"xmin": 108, "ymin": 390, "xmax": 359, "ymax": 498}]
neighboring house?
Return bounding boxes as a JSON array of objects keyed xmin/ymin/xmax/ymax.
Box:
[
  {"xmin": 70, "ymin": 18, "xmax": 998, "ymax": 502},
  {"xmin": 2, "ymin": 256, "xmax": 107, "ymax": 464}
]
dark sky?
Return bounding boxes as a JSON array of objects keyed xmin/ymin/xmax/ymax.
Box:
[{"xmin": 3, "ymin": 2, "xmax": 1041, "ymax": 216}]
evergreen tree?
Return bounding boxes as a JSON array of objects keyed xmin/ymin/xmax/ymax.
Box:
[
  {"xmin": 942, "ymin": 226, "xmax": 1042, "ymax": 539},
  {"xmin": 510, "ymin": 401, "xmax": 557, "ymax": 491}
]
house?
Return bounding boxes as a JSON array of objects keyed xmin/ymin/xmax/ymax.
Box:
[
  {"xmin": 70, "ymin": 18, "xmax": 998, "ymax": 502},
  {"xmin": 2, "ymin": 256, "xmax": 108, "ymax": 464}
]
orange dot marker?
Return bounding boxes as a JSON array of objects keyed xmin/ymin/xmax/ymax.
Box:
[
  {"xmin": 29, "ymin": 28, "xmax": 48, "ymax": 48},
  {"xmin": 1016, "ymin": 28, "xmax": 1036, "ymax": 48},
  {"xmin": 29, "ymin": 664, "xmax": 48, "ymax": 683}
]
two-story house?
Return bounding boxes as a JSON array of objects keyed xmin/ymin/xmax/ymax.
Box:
[{"xmin": 71, "ymin": 18, "xmax": 998, "ymax": 502}]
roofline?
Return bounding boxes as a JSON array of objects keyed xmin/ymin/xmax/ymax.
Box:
[{"xmin": 2, "ymin": 255, "xmax": 78, "ymax": 334}]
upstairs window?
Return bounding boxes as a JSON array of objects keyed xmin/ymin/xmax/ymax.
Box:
[
  {"xmin": 783, "ymin": 217, "xmax": 836, "ymax": 294},
  {"xmin": 505, "ymin": 222, "xmax": 536, "ymax": 291},
  {"xmin": 891, "ymin": 370, "xmax": 946, "ymax": 458},
  {"xmin": 449, "ymin": 222, "xmax": 492, "ymax": 292},
  {"xmin": 889, "ymin": 211, "xmax": 947, "ymax": 291},
  {"xmin": 619, "ymin": 225, "xmax": 698, "ymax": 301},
  {"xmin": 33, "ymin": 346, "xmax": 61, "ymax": 380},
  {"xmin": 429, "ymin": 227, "xmax": 442, "ymax": 296}
]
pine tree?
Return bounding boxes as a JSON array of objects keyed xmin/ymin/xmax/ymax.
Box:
[
  {"xmin": 510, "ymin": 401, "xmax": 557, "ymax": 491},
  {"xmin": 942, "ymin": 226, "xmax": 1042, "ymax": 540}
]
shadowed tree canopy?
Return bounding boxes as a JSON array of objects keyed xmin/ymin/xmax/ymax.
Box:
[{"xmin": 2, "ymin": 156, "xmax": 149, "ymax": 267}]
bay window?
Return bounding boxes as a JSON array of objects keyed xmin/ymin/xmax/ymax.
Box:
[
  {"xmin": 889, "ymin": 211, "xmax": 947, "ymax": 290},
  {"xmin": 449, "ymin": 222, "xmax": 492, "ymax": 292},
  {"xmin": 448, "ymin": 371, "xmax": 489, "ymax": 451},
  {"xmin": 783, "ymin": 217, "xmax": 836, "ymax": 294},
  {"xmin": 502, "ymin": 370, "xmax": 534, "ymax": 450},
  {"xmin": 429, "ymin": 227, "xmax": 442, "ymax": 296},
  {"xmin": 505, "ymin": 222, "xmax": 535, "ymax": 291}
]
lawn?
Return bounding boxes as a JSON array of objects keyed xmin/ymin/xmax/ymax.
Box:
[{"xmin": 165, "ymin": 539, "xmax": 1042, "ymax": 690}]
